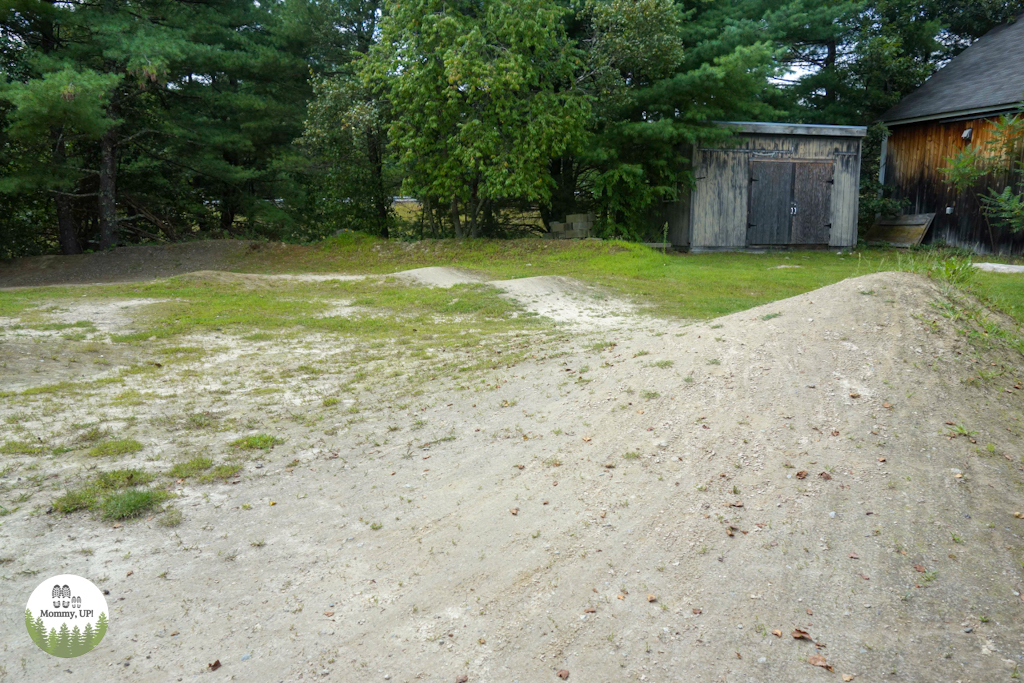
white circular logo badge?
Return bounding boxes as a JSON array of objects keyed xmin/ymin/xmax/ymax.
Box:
[{"xmin": 24, "ymin": 574, "xmax": 109, "ymax": 658}]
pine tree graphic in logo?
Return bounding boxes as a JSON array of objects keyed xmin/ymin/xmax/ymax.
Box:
[{"xmin": 25, "ymin": 575, "xmax": 108, "ymax": 658}]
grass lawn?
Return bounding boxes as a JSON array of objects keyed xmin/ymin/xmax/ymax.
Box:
[{"xmin": 236, "ymin": 234, "xmax": 1024, "ymax": 324}]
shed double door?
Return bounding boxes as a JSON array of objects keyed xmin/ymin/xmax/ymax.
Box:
[{"xmin": 747, "ymin": 160, "xmax": 833, "ymax": 246}]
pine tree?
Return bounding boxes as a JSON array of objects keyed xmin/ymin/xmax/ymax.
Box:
[
  {"xmin": 46, "ymin": 627, "xmax": 58, "ymax": 656},
  {"xmin": 56, "ymin": 622, "xmax": 72, "ymax": 658},
  {"xmin": 69, "ymin": 625, "xmax": 84, "ymax": 657},
  {"xmin": 24, "ymin": 609, "xmax": 45, "ymax": 650},
  {"xmin": 94, "ymin": 612, "xmax": 108, "ymax": 647},
  {"xmin": 82, "ymin": 622, "xmax": 95, "ymax": 653}
]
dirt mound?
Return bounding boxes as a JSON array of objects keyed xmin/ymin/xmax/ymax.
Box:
[
  {"xmin": 391, "ymin": 266, "xmax": 487, "ymax": 288},
  {"xmin": 2, "ymin": 271, "xmax": 1023, "ymax": 683}
]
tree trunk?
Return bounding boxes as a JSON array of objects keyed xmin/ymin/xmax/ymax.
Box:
[
  {"xmin": 98, "ymin": 128, "xmax": 118, "ymax": 250},
  {"xmin": 450, "ymin": 199, "xmax": 464, "ymax": 238},
  {"xmin": 55, "ymin": 195, "xmax": 81, "ymax": 255},
  {"xmin": 50, "ymin": 128, "xmax": 81, "ymax": 255},
  {"xmin": 368, "ymin": 126, "xmax": 390, "ymax": 239},
  {"xmin": 824, "ymin": 39, "xmax": 838, "ymax": 105}
]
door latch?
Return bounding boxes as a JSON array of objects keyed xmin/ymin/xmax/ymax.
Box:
[{"xmin": 790, "ymin": 202, "xmax": 798, "ymax": 215}]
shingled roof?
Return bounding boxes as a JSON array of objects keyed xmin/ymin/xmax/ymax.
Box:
[{"xmin": 881, "ymin": 15, "xmax": 1024, "ymax": 125}]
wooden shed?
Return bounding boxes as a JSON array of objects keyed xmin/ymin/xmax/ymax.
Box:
[
  {"xmin": 664, "ymin": 122, "xmax": 867, "ymax": 251},
  {"xmin": 879, "ymin": 15, "xmax": 1024, "ymax": 254}
]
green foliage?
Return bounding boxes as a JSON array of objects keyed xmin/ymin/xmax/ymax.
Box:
[
  {"xmin": 101, "ymin": 488, "xmax": 170, "ymax": 519},
  {"xmin": 52, "ymin": 489, "xmax": 97, "ymax": 514},
  {"xmin": 168, "ymin": 457, "xmax": 214, "ymax": 479},
  {"xmin": 88, "ymin": 439, "xmax": 144, "ymax": 457},
  {"xmin": 363, "ymin": 0, "xmax": 591, "ymax": 237},
  {"xmin": 941, "ymin": 109, "xmax": 1024, "ymax": 236},
  {"xmin": 230, "ymin": 434, "xmax": 281, "ymax": 450}
]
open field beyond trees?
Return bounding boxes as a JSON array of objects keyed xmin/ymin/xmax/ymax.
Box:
[{"xmin": 1, "ymin": 239, "xmax": 1023, "ymax": 682}]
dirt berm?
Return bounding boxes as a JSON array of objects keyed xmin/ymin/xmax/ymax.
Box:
[{"xmin": 2, "ymin": 270, "xmax": 1024, "ymax": 682}]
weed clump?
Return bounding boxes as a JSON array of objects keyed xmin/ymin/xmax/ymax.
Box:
[
  {"xmin": 102, "ymin": 489, "xmax": 170, "ymax": 520},
  {"xmin": 168, "ymin": 457, "xmax": 214, "ymax": 478},
  {"xmin": 230, "ymin": 434, "xmax": 281, "ymax": 450},
  {"xmin": 89, "ymin": 439, "xmax": 144, "ymax": 457}
]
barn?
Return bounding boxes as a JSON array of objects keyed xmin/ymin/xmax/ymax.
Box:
[
  {"xmin": 663, "ymin": 122, "xmax": 867, "ymax": 251},
  {"xmin": 879, "ymin": 15, "xmax": 1024, "ymax": 254}
]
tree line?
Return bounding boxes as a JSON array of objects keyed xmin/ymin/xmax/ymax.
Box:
[
  {"xmin": 24, "ymin": 608, "xmax": 108, "ymax": 658},
  {"xmin": 1, "ymin": 0, "xmax": 1021, "ymax": 257}
]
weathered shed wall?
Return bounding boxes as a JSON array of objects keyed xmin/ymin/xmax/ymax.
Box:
[
  {"xmin": 687, "ymin": 133, "xmax": 863, "ymax": 249},
  {"xmin": 883, "ymin": 116, "xmax": 1024, "ymax": 253}
]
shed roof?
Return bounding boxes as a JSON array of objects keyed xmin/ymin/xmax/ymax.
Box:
[
  {"xmin": 716, "ymin": 121, "xmax": 868, "ymax": 137},
  {"xmin": 881, "ymin": 15, "xmax": 1024, "ymax": 125}
]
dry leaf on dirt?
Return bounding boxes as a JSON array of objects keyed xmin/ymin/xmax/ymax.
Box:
[
  {"xmin": 584, "ymin": 608, "xmax": 596, "ymax": 613},
  {"xmin": 455, "ymin": 675, "xmax": 468, "ymax": 683},
  {"xmin": 883, "ymin": 402, "xmax": 893, "ymax": 409},
  {"xmin": 617, "ymin": 594, "xmax": 625, "ymax": 600},
  {"xmin": 478, "ymin": 638, "xmax": 486, "ymax": 644},
  {"xmin": 515, "ymin": 464, "xmax": 524, "ymax": 470},
  {"xmin": 808, "ymin": 655, "xmax": 834, "ymax": 672},
  {"xmin": 728, "ymin": 501, "xmax": 744, "ymax": 507},
  {"xmin": 208, "ymin": 660, "xmax": 221, "ymax": 672},
  {"xmin": 913, "ymin": 564, "xmax": 926, "ymax": 572},
  {"xmin": 582, "ymin": 436, "xmax": 592, "ymax": 442},
  {"xmin": 126, "ymin": 570, "xmax": 133, "ymax": 577},
  {"xmin": 647, "ymin": 594, "xmax": 657, "ymax": 603},
  {"xmin": 556, "ymin": 670, "xmax": 570, "ymax": 680},
  {"xmin": 859, "ymin": 573, "xmax": 870, "ymax": 580},
  {"xmin": 792, "ymin": 629, "xmax": 813, "ymax": 640},
  {"xmin": 806, "ymin": 608, "xmax": 813, "ymax": 615},
  {"xmin": 796, "ymin": 470, "xmax": 808, "ymax": 479},
  {"xmin": 510, "ymin": 508, "xmax": 519, "ymax": 516},
  {"xmin": 945, "ymin": 421, "xmax": 956, "ymax": 426},
  {"xmin": 849, "ymin": 392, "xmax": 861, "ymax": 399},
  {"xmin": 771, "ymin": 629, "xmax": 783, "ymax": 637},
  {"xmin": 843, "ymin": 675, "xmax": 855, "ymax": 682},
  {"xmin": 849, "ymin": 552, "xmax": 859, "ymax": 559},
  {"xmin": 819, "ymin": 472, "xmax": 832, "ymax": 480},
  {"xmin": 692, "ymin": 608, "xmax": 702, "ymax": 615},
  {"xmin": 324, "ymin": 611, "xmax": 334, "ymax": 617},
  {"xmin": 831, "ymin": 430, "xmax": 840, "ymax": 436}
]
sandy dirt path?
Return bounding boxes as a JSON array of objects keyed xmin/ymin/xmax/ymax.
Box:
[{"xmin": 1, "ymin": 269, "xmax": 1023, "ymax": 683}]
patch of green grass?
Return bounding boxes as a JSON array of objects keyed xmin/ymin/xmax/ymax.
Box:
[
  {"xmin": 52, "ymin": 489, "xmax": 97, "ymax": 514},
  {"xmin": 0, "ymin": 441, "xmax": 45, "ymax": 455},
  {"xmin": 230, "ymin": 434, "xmax": 281, "ymax": 450},
  {"xmin": 623, "ymin": 451, "xmax": 641, "ymax": 460},
  {"xmin": 640, "ymin": 390, "xmax": 660, "ymax": 399},
  {"xmin": 94, "ymin": 469, "xmax": 155, "ymax": 490},
  {"xmin": 168, "ymin": 457, "xmax": 214, "ymax": 479},
  {"xmin": 648, "ymin": 360, "xmax": 674, "ymax": 368},
  {"xmin": 89, "ymin": 439, "xmax": 144, "ymax": 457},
  {"xmin": 102, "ymin": 489, "xmax": 170, "ymax": 520},
  {"xmin": 761, "ymin": 312, "xmax": 782, "ymax": 321},
  {"xmin": 198, "ymin": 464, "xmax": 243, "ymax": 483},
  {"xmin": 323, "ymin": 397, "xmax": 340, "ymax": 407}
]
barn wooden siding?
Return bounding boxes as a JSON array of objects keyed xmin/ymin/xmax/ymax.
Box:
[
  {"xmin": 688, "ymin": 133, "xmax": 862, "ymax": 249},
  {"xmin": 884, "ymin": 116, "xmax": 1024, "ymax": 253}
]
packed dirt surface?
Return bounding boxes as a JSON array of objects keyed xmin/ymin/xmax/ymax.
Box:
[
  {"xmin": 1, "ymin": 267, "xmax": 1024, "ymax": 683},
  {"xmin": 0, "ymin": 241, "xmax": 253, "ymax": 288}
]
